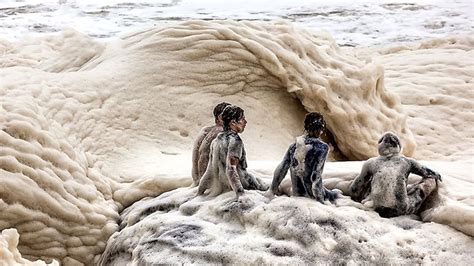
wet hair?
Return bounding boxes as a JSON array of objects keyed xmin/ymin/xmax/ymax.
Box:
[
  {"xmin": 304, "ymin": 112, "xmax": 326, "ymax": 133},
  {"xmin": 222, "ymin": 105, "xmax": 244, "ymax": 131},
  {"xmin": 378, "ymin": 132, "xmax": 401, "ymax": 149},
  {"xmin": 213, "ymin": 102, "xmax": 231, "ymax": 122}
]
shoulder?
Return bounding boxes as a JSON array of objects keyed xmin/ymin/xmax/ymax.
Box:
[
  {"xmin": 320, "ymin": 141, "xmax": 329, "ymax": 151},
  {"xmin": 200, "ymin": 125, "xmax": 214, "ymax": 134},
  {"xmin": 288, "ymin": 142, "xmax": 297, "ymax": 153},
  {"xmin": 365, "ymin": 157, "xmax": 378, "ymax": 167},
  {"xmin": 314, "ymin": 138, "xmax": 329, "ymax": 151},
  {"xmin": 226, "ymin": 131, "xmax": 242, "ymax": 145},
  {"xmin": 401, "ymin": 156, "xmax": 417, "ymax": 165}
]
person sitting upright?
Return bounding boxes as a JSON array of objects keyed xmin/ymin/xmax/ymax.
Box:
[
  {"xmin": 350, "ymin": 132, "xmax": 442, "ymax": 218},
  {"xmin": 191, "ymin": 102, "xmax": 231, "ymax": 186},
  {"xmin": 270, "ymin": 112, "xmax": 339, "ymax": 203},
  {"xmin": 197, "ymin": 105, "xmax": 268, "ymax": 199}
]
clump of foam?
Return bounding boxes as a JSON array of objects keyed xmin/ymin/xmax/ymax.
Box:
[
  {"xmin": 0, "ymin": 29, "xmax": 104, "ymax": 72},
  {"xmin": 0, "ymin": 228, "xmax": 58, "ymax": 265},
  {"xmin": 0, "ymin": 98, "xmax": 119, "ymax": 264}
]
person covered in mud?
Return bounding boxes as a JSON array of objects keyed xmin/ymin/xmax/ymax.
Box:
[
  {"xmin": 270, "ymin": 112, "xmax": 340, "ymax": 203},
  {"xmin": 197, "ymin": 105, "xmax": 268, "ymax": 199},
  {"xmin": 350, "ymin": 132, "xmax": 442, "ymax": 218},
  {"xmin": 191, "ymin": 102, "xmax": 231, "ymax": 186}
]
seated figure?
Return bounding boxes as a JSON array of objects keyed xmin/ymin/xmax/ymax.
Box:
[
  {"xmin": 197, "ymin": 105, "xmax": 268, "ymax": 199},
  {"xmin": 350, "ymin": 132, "xmax": 442, "ymax": 218},
  {"xmin": 191, "ymin": 102, "xmax": 231, "ymax": 186},
  {"xmin": 270, "ymin": 112, "xmax": 339, "ymax": 203}
]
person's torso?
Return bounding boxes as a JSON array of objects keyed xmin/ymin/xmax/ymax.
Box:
[
  {"xmin": 290, "ymin": 135, "xmax": 328, "ymax": 179},
  {"xmin": 209, "ymin": 130, "xmax": 247, "ymax": 178},
  {"xmin": 370, "ymin": 156, "xmax": 411, "ymax": 209}
]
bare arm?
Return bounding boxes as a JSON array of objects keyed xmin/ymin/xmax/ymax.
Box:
[
  {"xmin": 226, "ymin": 137, "xmax": 245, "ymax": 198},
  {"xmin": 192, "ymin": 126, "xmax": 212, "ymax": 184},
  {"xmin": 350, "ymin": 160, "xmax": 373, "ymax": 202},
  {"xmin": 227, "ymin": 156, "xmax": 244, "ymax": 197},
  {"xmin": 408, "ymin": 159, "xmax": 442, "ymax": 182},
  {"xmin": 271, "ymin": 144, "xmax": 294, "ymax": 194}
]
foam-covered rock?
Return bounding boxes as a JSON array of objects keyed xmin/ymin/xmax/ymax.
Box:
[{"xmin": 100, "ymin": 166, "xmax": 473, "ymax": 265}]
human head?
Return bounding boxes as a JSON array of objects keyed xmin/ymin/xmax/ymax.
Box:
[
  {"xmin": 377, "ymin": 132, "xmax": 401, "ymax": 156},
  {"xmin": 304, "ymin": 112, "xmax": 326, "ymax": 136},
  {"xmin": 213, "ymin": 102, "xmax": 231, "ymax": 126},
  {"xmin": 222, "ymin": 105, "xmax": 246, "ymax": 133}
]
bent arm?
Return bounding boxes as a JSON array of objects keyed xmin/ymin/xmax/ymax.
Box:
[
  {"xmin": 227, "ymin": 156, "xmax": 244, "ymax": 196},
  {"xmin": 192, "ymin": 126, "xmax": 212, "ymax": 183},
  {"xmin": 350, "ymin": 161, "xmax": 373, "ymax": 202},
  {"xmin": 271, "ymin": 144, "xmax": 294, "ymax": 194},
  {"xmin": 409, "ymin": 159, "xmax": 442, "ymax": 181}
]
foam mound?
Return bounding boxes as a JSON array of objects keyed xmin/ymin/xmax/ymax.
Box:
[
  {"xmin": 0, "ymin": 228, "xmax": 58, "ymax": 265},
  {"xmin": 83, "ymin": 20, "xmax": 415, "ymax": 160},
  {"xmin": 100, "ymin": 177, "xmax": 473, "ymax": 265}
]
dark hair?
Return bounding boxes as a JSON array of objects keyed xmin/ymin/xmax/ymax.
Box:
[
  {"xmin": 378, "ymin": 132, "xmax": 401, "ymax": 148},
  {"xmin": 213, "ymin": 102, "xmax": 231, "ymax": 122},
  {"xmin": 222, "ymin": 105, "xmax": 244, "ymax": 131},
  {"xmin": 304, "ymin": 112, "xmax": 326, "ymax": 133}
]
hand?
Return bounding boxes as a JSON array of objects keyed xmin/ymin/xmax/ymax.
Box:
[
  {"xmin": 235, "ymin": 189, "xmax": 245, "ymax": 201},
  {"xmin": 431, "ymin": 172, "xmax": 442, "ymax": 182}
]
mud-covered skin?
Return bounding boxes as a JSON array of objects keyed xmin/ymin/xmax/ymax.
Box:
[
  {"xmin": 191, "ymin": 125, "xmax": 223, "ymax": 186},
  {"xmin": 271, "ymin": 135, "xmax": 339, "ymax": 203},
  {"xmin": 197, "ymin": 130, "xmax": 268, "ymax": 197},
  {"xmin": 350, "ymin": 132, "xmax": 441, "ymax": 217}
]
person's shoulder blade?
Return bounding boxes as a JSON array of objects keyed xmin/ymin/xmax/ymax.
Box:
[
  {"xmin": 200, "ymin": 125, "xmax": 214, "ymax": 134},
  {"xmin": 311, "ymin": 137, "xmax": 329, "ymax": 152}
]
